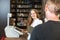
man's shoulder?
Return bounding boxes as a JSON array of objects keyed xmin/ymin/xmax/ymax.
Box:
[
  {"xmin": 34, "ymin": 21, "xmax": 60, "ymax": 31},
  {"xmin": 33, "ymin": 21, "xmax": 50, "ymax": 31},
  {"xmin": 33, "ymin": 23, "xmax": 45, "ymax": 31}
]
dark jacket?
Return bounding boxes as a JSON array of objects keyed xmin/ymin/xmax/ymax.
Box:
[{"xmin": 30, "ymin": 20, "xmax": 60, "ymax": 40}]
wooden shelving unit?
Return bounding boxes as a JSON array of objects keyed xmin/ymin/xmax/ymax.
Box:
[{"xmin": 10, "ymin": 0, "xmax": 42, "ymax": 29}]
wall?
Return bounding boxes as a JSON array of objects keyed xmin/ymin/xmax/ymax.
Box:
[{"xmin": 0, "ymin": 0, "xmax": 10, "ymax": 37}]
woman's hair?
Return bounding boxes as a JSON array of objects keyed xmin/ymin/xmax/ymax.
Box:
[
  {"xmin": 30, "ymin": 9, "xmax": 40, "ymax": 18},
  {"xmin": 28, "ymin": 9, "xmax": 40, "ymax": 25}
]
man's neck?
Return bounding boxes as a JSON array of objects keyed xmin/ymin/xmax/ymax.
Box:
[
  {"xmin": 48, "ymin": 18, "xmax": 59, "ymax": 21},
  {"xmin": 47, "ymin": 16, "xmax": 60, "ymax": 21}
]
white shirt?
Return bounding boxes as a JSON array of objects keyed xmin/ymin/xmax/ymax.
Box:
[
  {"xmin": 31, "ymin": 18, "xmax": 42, "ymax": 27},
  {"xmin": 5, "ymin": 26, "xmax": 23, "ymax": 38},
  {"xmin": 44, "ymin": 18, "xmax": 48, "ymax": 22}
]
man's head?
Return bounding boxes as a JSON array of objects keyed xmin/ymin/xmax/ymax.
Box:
[
  {"xmin": 9, "ymin": 18, "xmax": 15, "ymax": 26},
  {"xmin": 45, "ymin": 0, "xmax": 60, "ymax": 20}
]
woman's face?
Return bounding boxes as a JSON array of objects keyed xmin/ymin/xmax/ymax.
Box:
[{"xmin": 30, "ymin": 10, "xmax": 37, "ymax": 19}]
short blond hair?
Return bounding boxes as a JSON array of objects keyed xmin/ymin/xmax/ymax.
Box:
[{"xmin": 46, "ymin": 0, "xmax": 60, "ymax": 15}]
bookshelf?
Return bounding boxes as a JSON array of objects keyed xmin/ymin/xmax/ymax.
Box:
[{"xmin": 10, "ymin": 0, "xmax": 42, "ymax": 29}]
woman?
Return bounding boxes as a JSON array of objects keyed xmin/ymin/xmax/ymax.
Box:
[
  {"xmin": 27, "ymin": 9, "xmax": 42, "ymax": 40},
  {"xmin": 30, "ymin": 9, "xmax": 42, "ymax": 27}
]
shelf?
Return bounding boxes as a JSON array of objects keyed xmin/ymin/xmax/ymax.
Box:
[
  {"xmin": 11, "ymin": 11, "xmax": 29, "ymax": 13},
  {"xmin": 10, "ymin": 12, "xmax": 16, "ymax": 13},
  {"xmin": 10, "ymin": 3, "xmax": 16, "ymax": 4},
  {"xmin": 17, "ymin": 16, "xmax": 28, "ymax": 18},
  {"xmin": 11, "ymin": 8, "xmax": 32, "ymax": 9},
  {"xmin": 34, "ymin": 7, "xmax": 42, "ymax": 9},
  {"xmin": 17, "ymin": 8, "xmax": 32, "ymax": 9},
  {"xmin": 16, "ymin": 25, "xmax": 27, "ymax": 29},
  {"xmin": 11, "ymin": 10, "xmax": 41, "ymax": 13},
  {"xmin": 11, "ymin": 17, "xmax": 16, "ymax": 18},
  {"xmin": 16, "ymin": 3, "xmax": 30, "ymax": 5},
  {"xmin": 17, "ymin": 5, "xmax": 32, "ymax": 8},
  {"xmin": 33, "ymin": 0, "xmax": 42, "ymax": 3},
  {"xmin": 17, "ymin": 12, "xmax": 29, "ymax": 14}
]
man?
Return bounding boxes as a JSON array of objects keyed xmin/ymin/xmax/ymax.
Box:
[{"xmin": 30, "ymin": 0, "xmax": 60, "ymax": 40}]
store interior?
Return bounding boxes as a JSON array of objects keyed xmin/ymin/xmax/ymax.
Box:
[{"xmin": 0, "ymin": 0, "xmax": 46, "ymax": 40}]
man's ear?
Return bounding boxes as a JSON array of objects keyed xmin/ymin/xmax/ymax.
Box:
[{"xmin": 45, "ymin": 4, "xmax": 48, "ymax": 12}]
